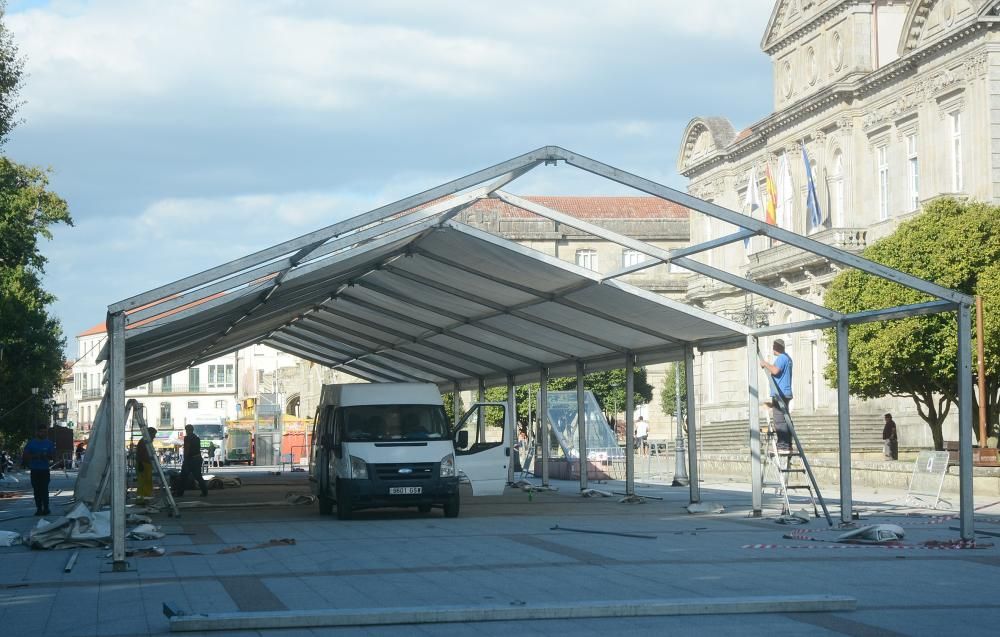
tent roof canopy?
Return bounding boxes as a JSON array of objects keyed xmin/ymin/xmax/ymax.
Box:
[{"xmin": 107, "ymin": 146, "xmax": 971, "ymax": 391}]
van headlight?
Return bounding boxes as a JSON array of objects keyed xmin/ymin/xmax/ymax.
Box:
[
  {"xmin": 439, "ymin": 453, "xmax": 456, "ymax": 478},
  {"xmin": 349, "ymin": 456, "xmax": 368, "ymax": 479}
]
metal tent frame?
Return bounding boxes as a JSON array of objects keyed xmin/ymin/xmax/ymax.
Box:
[{"xmin": 95, "ymin": 146, "xmax": 975, "ymax": 570}]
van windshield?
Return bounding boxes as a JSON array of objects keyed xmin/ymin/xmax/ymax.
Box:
[
  {"xmin": 191, "ymin": 424, "xmax": 224, "ymax": 439},
  {"xmin": 340, "ymin": 405, "xmax": 449, "ymax": 442}
]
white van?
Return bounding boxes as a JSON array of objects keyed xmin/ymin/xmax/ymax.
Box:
[{"xmin": 309, "ymin": 383, "xmax": 510, "ymax": 519}]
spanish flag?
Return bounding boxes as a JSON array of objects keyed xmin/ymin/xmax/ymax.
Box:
[{"xmin": 764, "ymin": 163, "xmax": 778, "ymax": 226}]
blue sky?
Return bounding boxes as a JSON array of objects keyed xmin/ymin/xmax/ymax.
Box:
[{"xmin": 4, "ymin": 0, "xmax": 776, "ymax": 349}]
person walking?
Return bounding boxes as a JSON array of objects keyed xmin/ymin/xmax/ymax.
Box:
[
  {"xmin": 882, "ymin": 413, "xmax": 899, "ymax": 460},
  {"xmin": 22, "ymin": 426, "xmax": 55, "ymax": 515},
  {"xmin": 136, "ymin": 427, "xmax": 157, "ymax": 503},
  {"xmin": 634, "ymin": 416, "xmax": 649, "ymax": 456},
  {"xmin": 760, "ymin": 338, "xmax": 794, "ymax": 453},
  {"xmin": 175, "ymin": 424, "xmax": 208, "ymax": 497}
]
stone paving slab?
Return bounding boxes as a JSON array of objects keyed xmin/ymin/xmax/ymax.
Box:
[{"xmin": 1, "ymin": 469, "xmax": 999, "ymax": 636}]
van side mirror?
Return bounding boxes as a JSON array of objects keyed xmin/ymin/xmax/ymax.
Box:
[{"xmin": 456, "ymin": 430, "xmax": 469, "ymax": 449}]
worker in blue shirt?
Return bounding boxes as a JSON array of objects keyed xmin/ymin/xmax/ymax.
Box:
[
  {"xmin": 22, "ymin": 426, "xmax": 55, "ymax": 515},
  {"xmin": 760, "ymin": 338, "xmax": 794, "ymax": 453}
]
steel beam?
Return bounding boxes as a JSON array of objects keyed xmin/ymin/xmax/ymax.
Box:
[
  {"xmin": 507, "ymin": 375, "xmax": 516, "ymax": 484},
  {"xmin": 748, "ymin": 335, "xmax": 762, "ymax": 516},
  {"xmin": 577, "ymin": 362, "xmax": 588, "ymax": 492},
  {"xmin": 110, "ymin": 148, "xmax": 551, "ymax": 313},
  {"xmin": 557, "ymin": 147, "xmax": 971, "ymax": 305},
  {"xmin": 108, "ymin": 312, "xmax": 127, "ymax": 571},
  {"xmin": 602, "ymin": 229, "xmax": 756, "ymax": 281},
  {"xmin": 539, "ymin": 367, "xmax": 549, "ymax": 487},
  {"xmin": 957, "ymin": 303, "xmax": 974, "ymax": 539},
  {"xmin": 685, "ymin": 346, "xmax": 699, "ymax": 504},
  {"xmin": 625, "ymin": 353, "xmax": 635, "ymax": 497},
  {"xmin": 836, "ymin": 322, "xmax": 852, "ymax": 524}
]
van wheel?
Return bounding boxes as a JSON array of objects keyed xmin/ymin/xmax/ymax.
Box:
[
  {"xmin": 443, "ymin": 494, "xmax": 460, "ymax": 518},
  {"xmin": 318, "ymin": 494, "xmax": 333, "ymax": 515},
  {"xmin": 418, "ymin": 504, "xmax": 431, "ymax": 513},
  {"xmin": 335, "ymin": 482, "xmax": 353, "ymax": 520}
]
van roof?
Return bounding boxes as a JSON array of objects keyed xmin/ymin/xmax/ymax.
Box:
[{"xmin": 321, "ymin": 383, "xmax": 443, "ymax": 407}]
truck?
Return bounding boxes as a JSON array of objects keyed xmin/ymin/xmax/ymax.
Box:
[
  {"xmin": 309, "ymin": 382, "xmax": 510, "ymax": 520},
  {"xmin": 226, "ymin": 428, "xmax": 253, "ymax": 465},
  {"xmin": 184, "ymin": 410, "xmax": 227, "ymax": 464}
]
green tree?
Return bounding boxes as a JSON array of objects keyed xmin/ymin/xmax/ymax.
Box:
[
  {"xmin": 823, "ymin": 198, "xmax": 1000, "ymax": 450},
  {"xmin": 0, "ymin": 3, "xmax": 73, "ymax": 447},
  {"xmin": 659, "ymin": 363, "xmax": 687, "ymax": 419}
]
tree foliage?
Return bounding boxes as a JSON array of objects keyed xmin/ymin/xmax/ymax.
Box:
[
  {"xmin": 659, "ymin": 362, "xmax": 687, "ymax": 419},
  {"xmin": 0, "ymin": 5, "xmax": 72, "ymax": 447},
  {"xmin": 823, "ymin": 198, "xmax": 1000, "ymax": 450}
]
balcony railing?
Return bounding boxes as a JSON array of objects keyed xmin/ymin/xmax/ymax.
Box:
[
  {"xmin": 81, "ymin": 388, "xmax": 103, "ymax": 400},
  {"xmin": 747, "ymin": 226, "xmax": 869, "ymax": 280},
  {"xmin": 145, "ymin": 384, "xmax": 235, "ymax": 394},
  {"xmin": 158, "ymin": 417, "xmax": 174, "ymax": 428}
]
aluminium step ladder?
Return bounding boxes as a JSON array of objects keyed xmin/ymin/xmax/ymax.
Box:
[{"xmin": 760, "ymin": 394, "xmax": 833, "ymax": 526}]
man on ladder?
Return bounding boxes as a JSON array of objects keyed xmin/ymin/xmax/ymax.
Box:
[{"xmin": 760, "ymin": 338, "xmax": 793, "ymax": 454}]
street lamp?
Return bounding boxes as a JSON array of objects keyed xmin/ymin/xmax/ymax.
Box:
[{"xmin": 671, "ymin": 365, "xmax": 689, "ymax": 486}]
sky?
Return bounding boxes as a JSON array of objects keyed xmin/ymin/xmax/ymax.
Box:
[{"xmin": 3, "ymin": 0, "xmax": 776, "ymax": 351}]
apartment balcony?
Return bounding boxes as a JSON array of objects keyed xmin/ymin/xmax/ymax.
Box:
[
  {"xmin": 158, "ymin": 417, "xmax": 174, "ymax": 428},
  {"xmin": 146, "ymin": 384, "xmax": 236, "ymax": 395},
  {"xmin": 747, "ymin": 227, "xmax": 868, "ymax": 281},
  {"xmin": 81, "ymin": 388, "xmax": 103, "ymax": 400}
]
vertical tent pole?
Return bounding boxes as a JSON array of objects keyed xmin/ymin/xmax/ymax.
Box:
[
  {"xmin": 836, "ymin": 322, "xmax": 853, "ymax": 523},
  {"xmin": 672, "ymin": 360, "xmax": 689, "ymax": 487},
  {"xmin": 958, "ymin": 302, "xmax": 974, "ymax": 539},
  {"xmin": 540, "ymin": 367, "xmax": 550, "ymax": 487},
  {"xmin": 477, "ymin": 377, "xmax": 486, "ymax": 444},
  {"xmin": 577, "ymin": 361, "xmax": 588, "ymax": 492},
  {"xmin": 452, "ymin": 382, "xmax": 461, "ymax": 429},
  {"xmin": 507, "ymin": 375, "xmax": 516, "ymax": 485},
  {"xmin": 625, "ymin": 353, "xmax": 635, "ymax": 497},
  {"xmin": 109, "ymin": 312, "xmax": 127, "ymax": 571},
  {"xmin": 747, "ymin": 336, "xmax": 762, "ymax": 516},
  {"xmin": 684, "ymin": 345, "xmax": 700, "ymax": 503}
]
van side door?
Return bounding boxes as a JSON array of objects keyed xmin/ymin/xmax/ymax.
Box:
[{"xmin": 453, "ymin": 402, "xmax": 510, "ymax": 496}]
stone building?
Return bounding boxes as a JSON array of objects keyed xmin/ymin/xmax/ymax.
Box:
[{"xmin": 676, "ymin": 0, "xmax": 1000, "ymax": 448}]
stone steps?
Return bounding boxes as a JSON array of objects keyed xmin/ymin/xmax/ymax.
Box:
[{"xmin": 697, "ymin": 414, "xmax": 885, "ymax": 453}]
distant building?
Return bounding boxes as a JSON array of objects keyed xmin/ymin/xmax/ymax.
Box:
[{"xmin": 676, "ymin": 0, "xmax": 1000, "ymax": 447}]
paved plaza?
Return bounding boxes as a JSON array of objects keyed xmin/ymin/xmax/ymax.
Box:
[{"xmin": 1, "ymin": 467, "xmax": 998, "ymax": 636}]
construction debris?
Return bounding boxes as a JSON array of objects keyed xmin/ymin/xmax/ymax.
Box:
[
  {"xmin": 836, "ymin": 524, "xmax": 905, "ymax": 544},
  {"xmin": 686, "ymin": 502, "xmax": 725, "ymax": 514},
  {"xmin": 0, "ymin": 530, "xmax": 23, "ymax": 546},
  {"xmin": 551, "ymin": 524, "xmax": 656, "ymax": 539}
]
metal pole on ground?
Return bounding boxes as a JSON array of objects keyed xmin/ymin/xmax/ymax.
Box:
[
  {"xmin": 577, "ymin": 361, "xmax": 588, "ymax": 492},
  {"xmin": 477, "ymin": 377, "xmax": 486, "ymax": 444},
  {"xmin": 672, "ymin": 361, "xmax": 689, "ymax": 487},
  {"xmin": 747, "ymin": 337, "xmax": 761, "ymax": 515},
  {"xmin": 109, "ymin": 312, "xmax": 127, "ymax": 571},
  {"xmin": 976, "ymin": 296, "xmax": 987, "ymax": 447},
  {"xmin": 957, "ymin": 302, "xmax": 974, "ymax": 539},
  {"xmin": 453, "ymin": 382, "xmax": 460, "ymax": 429},
  {"xmin": 684, "ymin": 346, "xmax": 699, "ymax": 503},
  {"xmin": 625, "ymin": 353, "xmax": 635, "ymax": 496},
  {"xmin": 836, "ymin": 322, "xmax": 853, "ymax": 523},
  {"xmin": 507, "ymin": 375, "xmax": 516, "ymax": 485},
  {"xmin": 540, "ymin": 367, "xmax": 549, "ymax": 487}
]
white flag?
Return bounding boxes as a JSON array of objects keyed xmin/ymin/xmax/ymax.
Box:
[{"xmin": 742, "ymin": 166, "xmax": 762, "ymax": 249}]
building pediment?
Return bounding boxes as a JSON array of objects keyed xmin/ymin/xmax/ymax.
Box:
[
  {"xmin": 898, "ymin": 0, "xmax": 998, "ymax": 56},
  {"xmin": 761, "ymin": 0, "xmax": 849, "ymax": 53},
  {"xmin": 676, "ymin": 117, "xmax": 736, "ymax": 174}
]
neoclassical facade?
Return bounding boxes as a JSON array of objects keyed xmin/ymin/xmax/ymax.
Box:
[{"xmin": 677, "ymin": 0, "xmax": 1000, "ymax": 448}]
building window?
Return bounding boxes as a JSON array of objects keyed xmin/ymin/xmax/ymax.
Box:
[
  {"xmin": 159, "ymin": 402, "xmax": 171, "ymax": 428},
  {"xmin": 75, "ymin": 373, "xmax": 82, "ymax": 391},
  {"xmin": 829, "ymin": 150, "xmax": 844, "ymax": 227},
  {"xmin": 208, "ymin": 364, "xmax": 235, "ymax": 389},
  {"xmin": 575, "ymin": 249, "xmax": 598, "ymax": 271},
  {"xmin": 877, "ymin": 145, "xmax": 889, "ymax": 221},
  {"xmin": 621, "ymin": 249, "xmax": 643, "ymax": 268},
  {"xmin": 950, "ymin": 111, "xmax": 963, "ymax": 192},
  {"xmin": 906, "ymin": 133, "xmax": 919, "ymax": 211},
  {"xmin": 187, "ymin": 401, "xmax": 199, "ymax": 409},
  {"xmin": 162, "ymin": 375, "xmax": 172, "ymax": 392},
  {"xmin": 189, "ymin": 368, "xmax": 200, "ymax": 392},
  {"xmin": 215, "ymin": 400, "xmax": 226, "ymax": 410}
]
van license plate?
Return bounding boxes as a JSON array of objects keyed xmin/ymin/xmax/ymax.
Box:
[{"xmin": 389, "ymin": 487, "xmax": 422, "ymax": 495}]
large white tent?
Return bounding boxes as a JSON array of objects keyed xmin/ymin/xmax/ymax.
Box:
[{"xmin": 79, "ymin": 146, "xmax": 976, "ymax": 571}]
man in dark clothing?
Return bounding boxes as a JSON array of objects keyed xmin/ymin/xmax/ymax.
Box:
[
  {"xmin": 883, "ymin": 413, "xmax": 899, "ymax": 460},
  {"xmin": 176, "ymin": 424, "xmax": 208, "ymax": 497},
  {"xmin": 22, "ymin": 426, "xmax": 55, "ymax": 515}
]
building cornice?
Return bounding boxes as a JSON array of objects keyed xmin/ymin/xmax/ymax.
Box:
[
  {"xmin": 682, "ymin": 20, "xmax": 995, "ymax": 180},
  {"xmin": 762, "ymin": 1, "xmax": 852, "ymax": 55}
]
